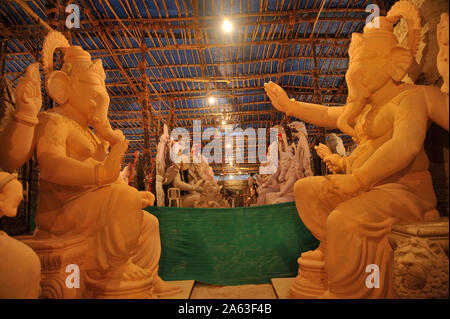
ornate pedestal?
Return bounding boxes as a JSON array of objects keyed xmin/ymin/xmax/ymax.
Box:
[
  {"xmin": 18, "ymin": 233, "xmax": 158, "ymax": 299},
  {"xmin": 389, "ymin": 217, "xmax": 449, "ymax": 299},
  {"xmin": 85, "ymin": 274, "xmax": 154, "ymax": 299},
  {"xmin": 289, "ymin": 255, "xmax": 328, "ymax": 299},
  {"xmin": 16, "ymin": 233, "xmax": 87, "ymax": 299}
]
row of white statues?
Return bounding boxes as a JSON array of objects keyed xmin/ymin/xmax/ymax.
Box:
[
  {"xmin": 250, "ymin": 124, "xmax": 348, "ymax": 206},
  {"xmin": 152, "ymin": 119, "xmax": 345, "ymax": 207},
  {"xmin": 155, "ymin": 126, "xmax": 230, "ymax": 208},
  {"xmin": 124, "ymin": 124, "xmax": 347, "ymax": 208},
  {"xmin": 253, "ymin": 122, "xmax": 313, "ymax": 205},
  {"xmin": 0, "ymin": 0, "xmax": 448, "ymax": 298}
]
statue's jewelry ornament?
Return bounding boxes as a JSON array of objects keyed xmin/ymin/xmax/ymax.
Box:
[{"xmin": 13, "ymin": 112, "xmax": 39, "ymax": 127}]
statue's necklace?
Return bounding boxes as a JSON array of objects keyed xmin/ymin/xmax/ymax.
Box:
[
  {"xmin": 361, "ymin": 103, "xmax": 383, "ymax": 139},
  {"xmin": 65, "ymin": 117, "xmax": 101, "ymax": 150}
]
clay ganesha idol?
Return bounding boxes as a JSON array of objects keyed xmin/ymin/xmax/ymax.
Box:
[
  {"xmin": 265, "ymin": 0, "xmax": 444, "ymax": 298},
  {"xmin": 0, "ymin": 62, "xmax": 42, "ymax": 298},
  {"xmin": 31, "ymin": 31, "xmax": 179, "ymax": 298}
]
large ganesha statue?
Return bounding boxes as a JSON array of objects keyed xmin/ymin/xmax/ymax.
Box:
[
  {"xmin": 264, "ymin": 0, "xmax": 448, "ymax": 298},
  {"xmin": 1, "ymin": 31, "xmax": 181, "ymax": 298}
]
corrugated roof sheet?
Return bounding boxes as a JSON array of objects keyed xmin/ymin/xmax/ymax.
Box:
[{"xmin": 0, "ymin": 0, "xmax": 391, "ymax": 174}]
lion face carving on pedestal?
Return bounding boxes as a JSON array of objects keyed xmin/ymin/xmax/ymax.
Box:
[{"xmin": 393, "ymin": 238, "xmax": 449, "ymax": 299}]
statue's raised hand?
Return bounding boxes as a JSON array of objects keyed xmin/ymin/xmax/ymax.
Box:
[
  {"xmin": 315, "ymin": 143, "xmax": 345, "ymax": 173},
  {"xmin": 15, "ymin": 63, "xmax": 42, "ymax": 117},
  {"xmin": 323, "ymin": 154, "xmax": 345, "ymax": 174},
  {"xmin": 194, "ymin": 179, "xmax": 204, "ymax": 192},
  {"xmin": 140, "ymin": 191, "xmax": 155, "ymax": 208},
  {"xmin": 96, "ymin": 139, "xmax": 129, "ymax": 185},
  {"xmin": 314, "ymin": 143, "xmax": 332, "ymax": 159},
  {"xmin": 264, "ymin": 81, "xmax": 293, "ymax": 115}
]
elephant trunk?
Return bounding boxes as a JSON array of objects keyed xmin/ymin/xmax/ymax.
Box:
[
  {"xmin": 91, "ymin": 114, "xmax": 125, "ymax": 146},
  {"xmin": 336, "ymin": 97, "xmax": 367, "ymax": 137}
]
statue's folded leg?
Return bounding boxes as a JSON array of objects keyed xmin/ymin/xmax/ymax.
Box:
[
  {"xmin": 325, "ymin": 183, "xmax": 434, "ymax": 298},
  {"xmin": 130, "ymin": 212, "xmax": 160, "ymax": 273},
  {"xmin": 181, "ymin": 192, "xmax": 201, "ymax": 208},
  {"xmin": 294, "ymin": 176, "xmax": 435, "ymax": 298},
  {"xmin": 35, "ymin": 183, "xmax": 158, "ymax": 297},
  {"xmin": 293, "ymin": 176, "xmax": 349, "ymax": 258},
  {"xmin": 84, "ymin": 183, "xmax": 144, "ymax": 276},
  {"xmin": 38, "ymin": 183, "xmax": 146, "ymax": 278},
  {"xmin": 131, "ymin": 211, "xmax": 182, "ymax": 296}
]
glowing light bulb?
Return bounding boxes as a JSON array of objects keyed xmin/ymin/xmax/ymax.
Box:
[
  {"xmin": 222, "ymin": 18, "xmax": 232, "ymax": 33},
  {"xmin": 208, "ymin": 96, "xmax": 216, "ymax": 104}
]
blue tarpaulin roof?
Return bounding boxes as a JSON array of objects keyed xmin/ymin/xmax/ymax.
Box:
[{"xmin": 0, "ymin": 0, "xmax": 391, "ymax": 173}]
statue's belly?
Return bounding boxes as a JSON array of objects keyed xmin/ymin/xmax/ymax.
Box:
[
  {"xmin": 346, "ymin": 137, "xmax": 431, "ymax": 184},
  {"xmin": 346, "ymin": 134, "xmax": 392, "ymax": 173}
]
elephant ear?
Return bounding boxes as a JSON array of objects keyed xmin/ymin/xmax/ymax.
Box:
[
  {"xmin": 388, "ymin": 44, "xmax": 414, "ymax": 82},
  {"xmin": 45, "ymin": 70, "xmax": 70, "ymax": 104}
]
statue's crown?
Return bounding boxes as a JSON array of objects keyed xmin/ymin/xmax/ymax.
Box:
[
  {"xmin": 42, "ymin": 31, "xmax": 105, "ymax": 84},
  {"xmin": 349, "ymin": 0, "xmax": 421, "ymax": 57},
  {"xmin": 61, "ymin": 46, "xmax": 106, "ymax": 83}
]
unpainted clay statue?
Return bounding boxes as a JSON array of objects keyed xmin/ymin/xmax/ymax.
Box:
[
  {"xmin": 264, "ymin": 0, "xmax": 444, "ymax": 298},
  {"xmin": 32, "ymin": 31, "xmax": 179, "ymax": 298},
  {"xmin": 174, "ymin": 162, "xmax": 203, "ymax": 207},
  {"xmin": 158, "ymin": 139, "xmax": 227, "ymax": 207},
  {"xmin": 245, "ymin": 176, "xmax": 257, "ymax": 206},
  {"xmin": 155, "ymin": 124, "xmax": 170, "ymax": 206},
  {"xmin": 255, "ymin": 169, "xmax": 280, "ymax": 205},
  {"xmin": 264, "ymin": 145, "xmax": 295, "ymax": 204},
  {"xmin": 289, "ymin": 121, "xmax": 314, "ymax": 179},
  {"xmin": 424, "ymin": 12, "xmax": 449, "ymax": 132},
  {"xmin": 0, "ymin": 172, "xmax": 41, "ymax": 298},
  {"xmin": 326, "ymin": 133, "xmax": 347, "ymax": 157},
  {"xmin": 256, "ymin": 123, "xmax": 313, "ymax": 205},
  {"xmin": 119, "ymin": 164, "xmax": 131, "ymax": 184},
  {"xmin": 259, "ymin": 139, "xmax": 278, "ymax": 175},
  {"xmin": 194, "ymin": 180, "xmax": 230, "ymax": 208},
  {"xmin": 315, "ymin": 143, "xmax": 346, "ymax": 174},
  {"xmin": 0, "ymin": 63, "xmax": 42, "ymax": 299},
  {"xmin": 255, "ymin": 127, "xmax": 286, "ymax": 205},
  {"xmin": 161, "ymin": 142, "xmax": 203, "ymax": 207},
  {"xmin": 197, "ymin": 154, "xmax": 216, "ymax": 185}
]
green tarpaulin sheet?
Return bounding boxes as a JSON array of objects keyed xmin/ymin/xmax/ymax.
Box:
[{"xmin": 145, "ymin": 201, "xmax": 319, "ymax": 285}]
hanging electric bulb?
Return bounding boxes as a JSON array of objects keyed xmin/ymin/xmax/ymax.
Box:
[{"xmin": 222, "ymin": 18, "xmax": 232, "ymax": 33}]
